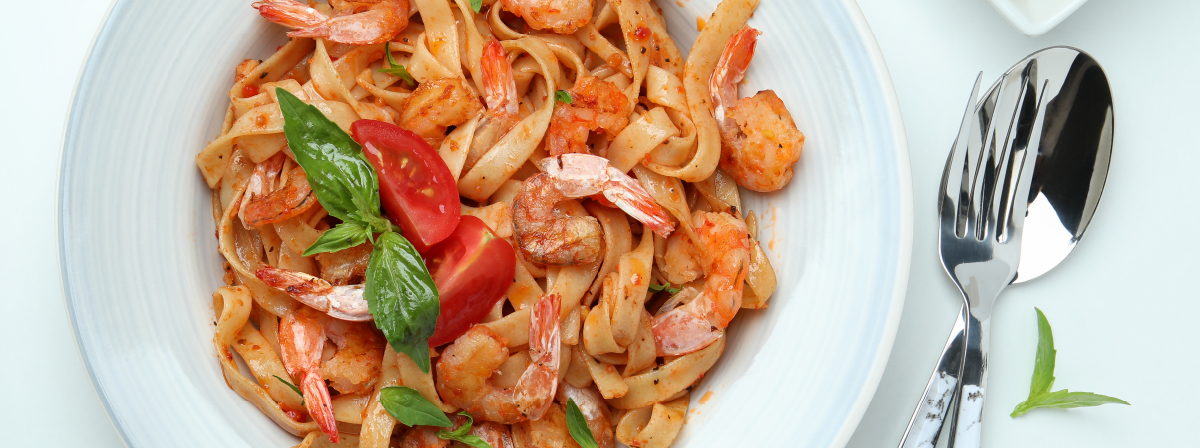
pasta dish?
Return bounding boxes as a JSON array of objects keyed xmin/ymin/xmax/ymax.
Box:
[{"xmin": 196, "ymin": 0, "xmax": 803, "ymax": 446}]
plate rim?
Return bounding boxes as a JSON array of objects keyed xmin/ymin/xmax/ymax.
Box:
[{"xmin": 57, "ymin": 0, "xmax": 914, "ymax": 446}]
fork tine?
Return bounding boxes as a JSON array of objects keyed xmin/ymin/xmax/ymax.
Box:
[
  {"xmin": 939, "ymin": 72, "xmax": 984, "ymax": 235},
  {"xmin": 1002, "ymin": 79, "xmax": 1052, "ymax": 243},
  {"xmin": 986, "ymin": 66, "xmax": 1034, "ymax": 240},
  {"xmin": 965, "ymin": 73, "xmax": 1014, "ymax": 240}
]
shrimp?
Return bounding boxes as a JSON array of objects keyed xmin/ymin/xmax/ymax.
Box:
[
  {"xmin": 256, "ymin": 266, "xmax": 372, "ymax": 321},
  {"xmin": 399, "ymin": 425, "xmax": 448, "ymax": 448},
  {"xmin": 436, "ymin": 294, "xmax": 562, "ymax": 423},
  {"xmin": 546, "ymin": 76, "xmax": 631, "ymax": 156},
  {"xmin": 558, "ymin": 384, "xmax": 615, "ymax": 448},
  {"xmin": 511, "ymin": 154, "xmax": 673, "ymax": 266},
  {"xmin": 243, "ymin": 170, "xmax": 320, "ymax": 227},
  {"xmin": 399, "ymin": 77, "xmax": 485, "ymax": 148},
  {"xmin": 279, "ymin": 307, "xmax": 387, "ymax": 442},
  {"xmin": 252, "ymin": 0, "xmax": 410, "ymax": 46},
  {"xmin": 279, "ymin": 311, "xmax": 339, "ymax": 442},
  {"xmin": 651, "ymin": 211, "xmax": 750, "ymax": 356},
  {"xmin": 709, "ymin": 26, "xmax": 804, "ymax": 192},
  {"xmin": 499, "ymin": 0, "xmax": 593, "ymax": 35},
  {"xmin": 471, "ymin": 421, "xmax": 516, "ymax": 448},
  {"xmin": 464, "ymin": 38, "xmax": 521, "ymax": 173},
  {"xmin": 399, "ymin": 417, "xmax": 513, "ymax": 448},
  {"xmin": 237, "ymin": 152, "xmax": 286, "ymax": 226}
]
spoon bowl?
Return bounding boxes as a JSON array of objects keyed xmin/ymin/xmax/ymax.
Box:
[{"xmin": 1012, "ymin": 47, "xmax": 1114, "ymax": 283}]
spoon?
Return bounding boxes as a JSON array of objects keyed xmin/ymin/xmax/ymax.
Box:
[{"xmin": 898, "ymin": 46, "xmax": 1113, "ymax": 448}]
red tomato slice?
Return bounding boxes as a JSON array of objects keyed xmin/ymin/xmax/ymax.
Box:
[
  {"xmin": 352, "ymin": 119, "xmax": 460, "ymax": 252},
  {"xmin": 423, "ymin": 215, "xmax": 516, "ymax": 346}
]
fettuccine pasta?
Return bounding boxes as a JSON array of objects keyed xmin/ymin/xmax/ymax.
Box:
[{"xmin": 199, "ymin": 0, "xmax": 803, "ymax": 446}]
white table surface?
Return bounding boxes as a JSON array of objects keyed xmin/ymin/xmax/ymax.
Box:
[{"xmin": 4, "ymin": 0, "xmax": 1196, "ymax": 446}]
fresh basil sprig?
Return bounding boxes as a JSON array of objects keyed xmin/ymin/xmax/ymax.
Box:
[
  {"xmin": 565, "ymin": 398, "xmax": 598, "ymax": 448},
  {"xmin": 436, "ymin": 412, "xmax": 491, "ymax": 448},
  {"xmin": 468, "ymin": 0, "xmax": 483, "ymax": 13},
  {"xmin": 272, "ymin": 375, "xmax": 304, "ymax": 406},
  {"xmin": 366, "ymin": 232, "xmax": 440, "ymax": 372},
  {"xmin": 1010, "ymin": 308, "xmax": 1129, "ymax": 417},
  {"xmin": 555, "ymin": 90, "xmax": 573, "ymax": 104},
  {"xmin": 380, "ymin": 42, "xmax": 417, "ymax": 87},
  {"xmin": 648, "ymin": 282, "xmax": 681, "ymax": 295},
  {"xmin": 277, "ymin": 88, "xmax": 440, "ymax": 373},
  {"xmin": 379, "ymin": 387, "xmax": 492, "ymax": 448}
]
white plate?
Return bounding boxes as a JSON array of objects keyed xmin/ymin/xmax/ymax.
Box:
[{"xmin": 59, "ymin": 0, "xmax": 911, "ymax": 446}]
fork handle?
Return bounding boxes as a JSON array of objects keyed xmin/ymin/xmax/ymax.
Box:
[
  {"xmin": 947, "ymin": 311, "xmax": 992, "ymax": 448},
  {"xmin": 897, "ymin": 306, "xmax": 968, "ymax": 448}
]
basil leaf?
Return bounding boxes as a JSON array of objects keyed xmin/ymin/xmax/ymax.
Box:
[
  {"xmin": 648, "ymin": 283, "xmax": 681, "ymax": 294},
  {"xmin": 435, "ymin": 411, "xmax": 492, "ymax": 448},
  {"xmin": 565, "ymin": 399, "xmax": 598, "ymax": 448},
  {"xmin": 276, "ymin": 88, "xmax": 382, "ymax": 225},
  {"xmin": 303, "ymin": 221, "xmax": 371, "ymax": 256},
  {"xmin": 380, "ymin": 42, "xmax": 416, "ymax": 87},
  {"xmin": 379, "ymin": 386, "xmax": 454, "ymax": 427},
  {"xmin": 1010, "ymin": 308, "xmax": 1128, "ymax": 417},
  {"xmin": 555, "ymin": 90, "xmax": 573, "ymax": 104},
  {"xmin": 1016, "ymin": 390, "xmax": 1129, "ymax": 414},
  {"xmin": 272, "ymin": 375, "xmax": 304, "ymax": 406},
  {"xmin": 1029, "ymin": 307, "xmax": 1056, "ymax": 397},
  {"xmin": 469, "ymin": 0, "xmax": 483, "ymax": 13},
  {"xmin": 365, "ymin": 231, "xmax": 440, "ymax": 373}
]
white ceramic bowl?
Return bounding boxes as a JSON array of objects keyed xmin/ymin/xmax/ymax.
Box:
[
  {"xmin": 987, "ymin": 0, "xmax": 1089, "ymax": 36},
  {"xmin": 59, "ymin": 0, "xmax": 911, "ymax": 446}
]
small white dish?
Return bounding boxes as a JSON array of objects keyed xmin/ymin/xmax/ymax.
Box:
[
  {"xmin": 987, "ymin": 0, "xmax": 1090, "ymax": 36},
  {"xmin": 59, "ymin": 0, "xmax": 912, "ymax": 446}
]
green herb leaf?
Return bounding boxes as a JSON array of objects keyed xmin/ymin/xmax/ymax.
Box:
[
  {"xmin": 272, "ymin": 375, "xmax": 304, "ymax": 406},
  {"xmin": 555, "ymin": 90, "xmax": 573, "ymax": 104},
  {"xmin": 380, "ymin": 42, "xmax": 417, "ymax": 87},
  {"xmin": 648, "ymin": 283, "xmax": 681, "ymax": 295},
  {"xmin": 366, "ymin": 232, "xmax": 440, "ymax": 373},
  {"xmin": 303, "ymin": 221, "xmax": 371, "ymax": 256},
  {"xmin": 436, "ymin": 411, "xmax": 492, "ymax": 448},
  {"xmin": 1012, "ymin": 389, "xmax": 1130, "ymax": 417},
  {"xmin": 565, "ymin": 398, "xmax": 599, "ymax": 448},
  {"xmin": 379, "ymin": 386, "xmax": 454, "ymax": 427},
  {"xmin": 1029, "ymin": 307, "xmax": 1056, "ymax": 397},
  {"xmin": 469, "ymin": 0, "xmax": 483, "ymax": 13},
  {"xmin": 1010, "ymin": 307, "xmax": 1129, "ymax": 417},
  {"xmin": 276, "ymin": 88, "xmax": 382, "ymax": 225}
]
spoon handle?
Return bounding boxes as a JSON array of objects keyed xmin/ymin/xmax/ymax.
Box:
[
  {"xmin": 947, "ymin": 311, "xmax": 993, "ymax": 448},
  {"xmin": 898, "ymin": 306, "xmax": 968, "ymax": 448}
]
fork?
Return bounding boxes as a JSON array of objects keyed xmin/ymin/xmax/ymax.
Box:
[{"xmin": 898, "ymin": 65, "xmax": 1049, "ymax": 448}]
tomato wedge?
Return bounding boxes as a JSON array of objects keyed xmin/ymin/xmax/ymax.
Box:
[
  {"xmin": 423, "ymin": 215, "xmax": 516, "ymax": 346},
  {"xmin": 352, "ymin": 119, "xmax": 460, "ymax": 252}
]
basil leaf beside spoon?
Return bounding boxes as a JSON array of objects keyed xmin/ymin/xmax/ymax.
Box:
[{"xmin": 1010, "ymin": 308, "xmax": 1128, "ymax": 417}]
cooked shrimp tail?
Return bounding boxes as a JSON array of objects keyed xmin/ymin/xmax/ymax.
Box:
[
  {"xmin": 538, "ymin": 154, "xmax": 674, "ymax": 237},
  {"xmin": 255, "ymin": 266, "xmax": 372, "ymax": 321},
  {"xmin": 514, "ymin": 293, "xmax": 561, "ymax": 420},
  {"xmin": 708, "ymin": 25, "xmax": 760, "ymax": 130},
  {"xmin": 254, "ymin": 0, "xmax": 410, "ymax": 45},
  {"xmin": 481, "ymin": 38, "xmax": 519, "ymax": 117},
  {"xmin": 652, "ymin": 212, "xmax": 749, "ymax": 356},
  {"xmin": 280, "ymin": 312, "xmax": 340, "ymax": 443},
  {"xmin": 252, "ymin": 0, "xmax": 326, "ymax": 29},
  {"xmin": 466, "ymin": 38, "xmax": 521, "ymax": 172}
]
